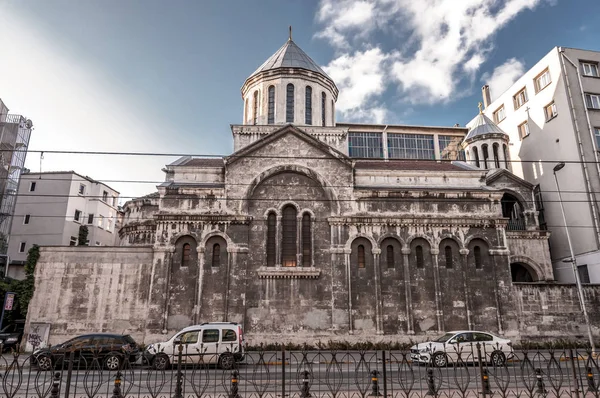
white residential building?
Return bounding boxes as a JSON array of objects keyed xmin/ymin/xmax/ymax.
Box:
[
  {"xmin": 468, "ymin": 46, "xmax": 600, "ymax": 283},
  {"xmin": 7, "ymin": 171, "xmax": 120, "ymax": 279}
]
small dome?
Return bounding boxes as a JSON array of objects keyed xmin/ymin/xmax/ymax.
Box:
[{"xmin": 465, "ymin": 113, "xmax": 509, "ymax": 140}]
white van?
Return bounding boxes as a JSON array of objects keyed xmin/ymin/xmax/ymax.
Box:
[{"xmin": 144, "ymin": 322, "xmax": 244, "ymax": 370}]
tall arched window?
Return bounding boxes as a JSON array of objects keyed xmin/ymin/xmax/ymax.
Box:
[
  {"xmin": 358, "ymin": 245, "xmax": 365, "ymax": 268},
  {"xmin": 493, "ymin": 143, "xmax": 500, "ymax": 168},
  {"xmin": 302, "ymin": 213, "xmax": 311, "ymax": 266},
  {"xmin": 386, "ymin": 245, "xmax": 394, "ymax": 268},
  {"xmin": 267, "ymin": 86, "xmax": 275, "ymax": 124},
  {"xmin": 182, "ymin": 243, "xmax": 191, "ymax": 267},
  {"xmin": 253, "ymin": 90, "xmax": 259, "ymax": 125},
  {"xmin": 286, "ymin": 84, "xmax": 295, "ymax": 123},
  {"xmin": 212, "ymin": 243, "xmax": 221, "ymax": 267},
  {"xmin": 305, "ymin": 86, "xmax": 312, "ymax": 125},
  {"xmin": 244, "ymin": 98, "xmax": 249, "ymax": 123},
  {"xmin": 445, "ymin": 246, "xmax": 453, "ymax": 269},
  {"xmin": 331, "ymin": 99, "xmax": 334, "ymax": 124},
  {"xmin": 503, "ymin": 144, "xmax": 509, "ymax": 169},
  {"xmin": 474, "ymin": 246, "xmax": 482, "ymax": 269},
  {"xmin": 482, "ymin": 144, "xmax": 489, "ymax": 168},
  {"xmin": 282, "ymin": 205, "xmax": 297, "ymax": 266},
  {"xmin": 321, "ymin": 92, "xmax": 326, "ymax": 126},
  {"xmin": 266, "ymin": 213, "xmax": 276, "ymax": 266},
  {"xmin": 473, "ymin": 147, "xmax": 480, "ymax": 168},
  {"xmin": 416, "ymin": 245, "xmax": 424, "ymax": 268}
]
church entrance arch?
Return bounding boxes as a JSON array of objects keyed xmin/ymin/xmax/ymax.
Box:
[{"xmin": 510, "ymin": 262, "xmax": 538, "ymax": 282}]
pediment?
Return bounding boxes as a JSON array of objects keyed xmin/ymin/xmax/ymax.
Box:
[{"xmin": 486, "ymin": 168, "xmax": 534, "ymax": 189}]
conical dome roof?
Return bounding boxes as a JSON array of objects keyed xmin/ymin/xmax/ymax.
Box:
[{"xmin": 465, "ymin": 113, "xmax": 509, "ymax": 140}]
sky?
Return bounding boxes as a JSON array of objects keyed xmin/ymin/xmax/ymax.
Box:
[{"xmin": 1, "ymin": 0, "xmax": 599, "ymax": 202}]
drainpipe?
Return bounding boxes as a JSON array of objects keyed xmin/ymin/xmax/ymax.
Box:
[{"xmin": 558, "ymin": 48, "xmax": 600, "ymax": 246}]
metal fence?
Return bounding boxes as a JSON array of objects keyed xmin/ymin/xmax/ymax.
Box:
[{"xmin": 0, "ymin": 344, "xmax": 599, "ymax": 398}]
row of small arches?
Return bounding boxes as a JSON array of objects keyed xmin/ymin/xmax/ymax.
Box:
[{"xmin": 470, "ymin": 143, "xmax": 509, "ymax": 169}]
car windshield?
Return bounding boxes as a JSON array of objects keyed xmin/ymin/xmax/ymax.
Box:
[{"xmin": 434, "ymin": 333, "xmax": 455, "ymax": 343}]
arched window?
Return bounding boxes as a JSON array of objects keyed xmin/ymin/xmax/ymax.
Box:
[
  {"xmin": 302, "ymin": 213, "xmax": 311, "ymax": 267},
  {"xmin": 321, "ymin": 92, "xmax": 326, "ymax": 126},
  {"xmin": 282, "ymin": 205, "xmax": 297, "ymax": 266},
  {"xmin": 305, "ymin": 86, "xmax": 312, "ymax": 125},
  {"xmin": 182, "ymin": 243, "xmax": 191, "ymax": 267},
  {"xmin": 386, "ymin": 245, "xmax": 394, "ymax": 268},
  {"xmin": 482, "ymin": 144, "xmax": 489, "ymax": 168},
  {"xmin": 267, "ymin": 86, "xmax": 275, "ymax": 124},
  {"xmin": 445, "ymin": 246, "xmax": 453, "ymax": 269},
  {"xmin": 253, "ymin": 90, "xmax": 259, "ymax": 125},
  {"xmin": 358, "ymin": 245, "xmax": 365, "ymax": 268},
  {"xmin": 244, "ymin": 98, "xmax": 249, "ymax": 123},
  {"xmin": 267, "ymin": 212, "xmax": 276, "ymax": 266},
  {"xmin": 416, "ymin": 245, "xmax": 424, "ymax": 268},
  {"xmin": 493, "ymin": 143, "xmax": 500, "ymax": 168},
  {"xmin": 473, "ymin": 147, "xmax": 480, "ymax": 168},
  {"xmin": 474, "ymin": 246, "xmax": 482, "ymax": 269},
  {"xmin": 503, "ymin": 144, "xmax": 509, "ymax": 169},
  {"xmin": 331, "ymin": 99, "xmax": 334, "ymax": 124},
  {"xmin": 286, "ymin": 84, "xmax": 294, "ymax": 123},
  {"xmin": 212, "ymin": 243, "xmax": 220, "ymax": 267}
]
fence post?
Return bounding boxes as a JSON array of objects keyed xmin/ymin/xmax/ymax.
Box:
[
  {"xmin": 426, "ymin": 368, "xmax": 437, "ymax": 397},
  {"xmin": 111, "ymin": 371, "xmax": 123, "ymax": 398},
  {"xmin": 587, "ymin": 367, "xmax": 598, "ymax": 394},
  {"xmin": 369, "ymin": 369, "xmax": 382, "ymax": 396},
  {"xmin": 230, "ymin": 369, "xmax": 241, "ymax": 398},
  {"xmin": 381, "ymin": 350, "xmax": 387, "ymax": 398},
  {"xmin": 63, "ymin": 349, "xmax": 75, "ymax": 398},
  {"xmin": 282, "ymin": 348, "xmax": 286, "ymax": 398},
  {"xmin": 569, "ymin": 348, "xmax": 581, "ymax": 398},
  {"xmin": 174, "ymin": 343, "xmax": 184, "ymax": 398},
  {"xmin": 300, "ymin": 370, "xmax": 311, "ymax": 398},
  {"xmin": 535, "ymin": 368, "xmax": 547, "ymax": 396},
  {"xmin": 50, "ymin": 372, "xmax": 61, "ymax": 398},
  {"xmin": 476, "ymin": 343, "xmax": 489, "ymax": 398}
]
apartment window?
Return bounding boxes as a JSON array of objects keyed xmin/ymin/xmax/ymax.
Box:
[
  {"xmin": 69, "ymin": 236, "xmax": 77, "ymax": 246},
  {"xmin": 286, "ymin": 84, "xmax": 294, "ymax": 123},
  {"xmin": 578, "ymin": 265, "xmax": 591, "ymax": 284},
  {"xmin": 513, "ymin": 87, "xmax": 528, "ymax": 110},
  {"xmin": 267, "ymin": 86, "xmax": 275, "ymax": 124},
  {"xmin": 78, "ymin": 184, "xmax": 85, "ymax": 195},
  {"xmin": 97, "ymin": 215, "xmax": 104, "ymax": 229},
  {"xmin": 493, "ymin": 105, "xmax": 506, "ymax": 123},
  {"xmin": 518, "ymin": 121, "xmax": 530, "ymax": 140},
  {"xmin": 594, "ymin": 127, "xmax": 600, "ymax": 148},
  {"xmin": 19, "ymin": 242, "xmax": 26, "ymax": 253},
  {"xmin": 29, "ymin": 182, "xmax": 36, "ymax": 192},
  {"xmin": 544, "ymin": 102, "xmax": 558, "ymax": 121},
  {"xmin": 23, "ymin": 214, "xmax": 30, "ymax": 225},
  {"xmin": 87, "ymin": 214, "xmax": 94, "ymax": 224},
  {"xmin": 112, "ymin": 196, "xmax": 117, "ymax": 207},
  {"xmin": 388, "ymin": 133, "xmax": 435, "ymax": 160},
  {"xmin": 102, "ymin": 191, "xmax": 108, "ymax": 202},
  {"xmin": 581, "ymin": 62, "xmax": 599, "ymax": 77},
  {"xmin": 534, "ymin": 68, "xmax": 551, "ymax": 93},
  {"xmin": 348, "ymin": 132, "xmax": 383, "ymax": 158},
  {"xmin": 107, "ymin": 217, "xmax": 113, "ymax": 232},
  {"xmin": 585, "ymin": 93, "xmax": 600, "ymax": 109},
  {"xmin": 74, "ymin": 209, "xmax": 82, "ymax": 222},
  {"xmin": 305, "ymin": 86, "xmax": 312, "ymax": 125}
]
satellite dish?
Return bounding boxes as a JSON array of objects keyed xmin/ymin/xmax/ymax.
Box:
[{"xmin": 25, "ymin": 119, "xmax": 33, "ymax": 129}]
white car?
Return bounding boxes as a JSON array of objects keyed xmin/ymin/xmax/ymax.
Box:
[{"xmin": 410, "ymin": 330, "xmax": 513, "ymax": 367}]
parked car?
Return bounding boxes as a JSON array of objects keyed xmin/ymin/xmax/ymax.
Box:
[
  {"xmin": 0, "ymin": 320, "xmax": 25, "ymax": 352},
  {"xmin": 410, "ymin": 330, "xmax": 513, "ymax": 367},
  {"xmin": 31, "ymin": 333, "xmax": 141, "ymax": 371},
  {"xmin": 144, "ymin": 322, "xmax": 245, "ymax": 370}
]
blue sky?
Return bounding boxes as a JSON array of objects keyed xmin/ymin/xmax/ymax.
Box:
[{"xmin": 1, "ymin": 0, "xmax": 599, "ymax": 200}]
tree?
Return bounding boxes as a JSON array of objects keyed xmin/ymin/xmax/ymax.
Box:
[
  {"xmin": 14, "ymin": 244, "xmax": 39, "ymax": 317},
  {"xmin": 78, "ymin": 225, "xmax": 89, "ymax": 246}
]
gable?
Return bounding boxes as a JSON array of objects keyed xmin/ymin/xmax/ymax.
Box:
[{"xmin": 486, "ymin": 169, "xmax": 534, "ymax": 190}]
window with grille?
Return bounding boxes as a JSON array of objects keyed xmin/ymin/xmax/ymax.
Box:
[
  {"xmin": 268, "ymin": 86, "xmax": 275, "ymax": 124},
  {"xmin": 182, "ymin": 243, "xmax": 191, "ymax": 267},
  {"xmin": 212, "ymin": 243, "xmax": 220, "ymax": 267},
  {"xmin": 267, "ymin": 213, "xmax": 276, "ymax": 266},
  {"xmin": 474, "ymin": 246, "xmax": 482, "ymax": 269},
  {"xmin": 513, "ymin": 87, "xmax": 528, "ymax": 110},
  {"xmin": 445, "ymin": 246, "xmax": 453, "ymax": 269},
  {"xmin": 416, "ymin": 245, "xmax": 424, "ymax": 268},
  {"xmin": 534, "ymin": 69, "xmax": 551, "ymax": 93},
  {"xmin": 302, "ymin": 214, "xmax": 311, "ymax": 267},
  {"xmin": 388, "ymin": 133, "xmax": 435, "ymax": 160},
  {"xmin": 286, "ymin": 84, "xmax": 295, "ymax": 123},
  {"xmin": 348, "ymin": 133, "xmax": 383, "ymax": 158},
  {"xmin": 321, "ymin": 92, "xmax": 326, "ymax": 126},
  {"xmin": 585, "ymin": 93, "xmax": 600, "ymax": 109},
  {"xmin": 473, "ymin": 147, "xmax": 480, "ymax": 168},
  {"xmin": 386, "ymin": 245, "xmax": 394, "ymax": 268},
  {"xmin": 493, "ymin": 143, "xmax": 500, "ymax": 168},
  {"xmin": 358, "ymin": 245, "xmax": 365, "ymax": 268},
  {"xmin": 582, "ymin": 62, "xmax": 599, "ymax": 77},
  {"xmin": 482, "ymin": 144, "xmax": 489, "ymax": 169},
  {"xmin": 493, "ymin": 106, "xmax": 506, "ymax": 123},
  {"xmin": 253, "ymin": 90, "xmax": 259, "ymax": 125},
  {"xmin": 282, "ymin": 206, "xmax": 297, "ymax": 267},
  {"xmin": 305, "ymin": 86, "xmax": 312, "ymax": 125}
]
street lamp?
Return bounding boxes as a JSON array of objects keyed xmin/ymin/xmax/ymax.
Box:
[{"xmin": 553, "ymin": 162, "xmax": 595, "ymax": 352}]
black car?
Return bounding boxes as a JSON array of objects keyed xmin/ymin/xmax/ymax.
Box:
[
  {"xmin": 31, "ymin": 333, "xmax": 140, "ymax": 371},
  {"xmin": 0, "ymin": 320, "xmax": 25, "ymax": 352}
]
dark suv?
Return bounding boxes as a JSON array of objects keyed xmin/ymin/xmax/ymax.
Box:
[
  {"xmin": 31, "ymin": 333, "xmax": 140, "ymax": 371},
  {"xmin": 0, "ymin": 320, "xmax": 25, "ymax": 352}
]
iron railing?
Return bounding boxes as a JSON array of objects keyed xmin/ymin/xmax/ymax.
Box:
[{"xmin": 0, "ymin": 343, "xmax": 598, "ymax": 398}]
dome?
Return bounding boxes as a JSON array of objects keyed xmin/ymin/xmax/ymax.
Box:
[{"xmin": 465, "ymin": 113, "xmax": 509, "ymax": 141}]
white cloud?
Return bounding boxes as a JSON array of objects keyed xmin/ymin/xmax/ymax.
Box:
[
  {"xmin": 316, "ymin": 0, "xmax": 548, "ymax": 111},
  {"xmin": 482, "ymin": 58, "xmax": 526, "ymax": 101}
]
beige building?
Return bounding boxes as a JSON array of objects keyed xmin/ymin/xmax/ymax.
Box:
[
  {"xmin": 468, "ymin": 47, "xmax": 600, "ymax": 283},
  {"xmin": 7, "ymin": 171, "xmax": 120, "ymax": 279}
]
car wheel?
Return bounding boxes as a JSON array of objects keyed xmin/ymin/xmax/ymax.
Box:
[
  {"xmin": 218, "ymin": 353, "xmax": 234, "ymax": 370},
  {"xmin": 37, "ymin": 355, "xmax": 53, "ymax": 371},
  {"xmin": 104, "ymin": 354, "xmax": 122, "ymax": 371},
  {"xmin": 490, "ymin": 351, "xmax": 506, "ymax": 366},
  {"xmin": 153, "ymin": 353, "xmax": 170, "ymax": 370},
  {"xmin": 432, "ymin": 352, "xmax": 448, "ymax": 368}
]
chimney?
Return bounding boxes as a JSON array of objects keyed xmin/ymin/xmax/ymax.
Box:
[{"xmin": 482, "ymin": 85, "xmax": 491, "ymax": 110}]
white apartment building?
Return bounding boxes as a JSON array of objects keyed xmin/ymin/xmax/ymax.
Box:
[
  {"xmin": 469, "ymin": 46, "xmax": 600, "ymax": 283},
  {"xmin": 7, "ymin": 171, "xmax": 120, "ymax": 279}
]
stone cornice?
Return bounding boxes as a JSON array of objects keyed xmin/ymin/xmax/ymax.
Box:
[
  {"xmin": 256, "ymin": 266, "xmax": 321, "ymax": 279},
  {"xmin": 118, "ymin": 223, "xmax": 157, "ymax": 237},
  {"xmin": 327, "ymin": 216, "xmax": 506, "ymax": 228},
  {"xmin": 506, "ymin": 230, "xmax": 550, "ymax": 240},
  {"xmin": 156, "ymin": 214, "xmax": 253, "ymax": 224}
]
